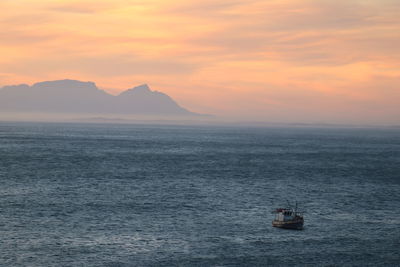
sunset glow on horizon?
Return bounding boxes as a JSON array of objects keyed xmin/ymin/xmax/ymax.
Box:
[{"xmin": 1, "ymin": 0, "xmax": 399, "ymax": 124}]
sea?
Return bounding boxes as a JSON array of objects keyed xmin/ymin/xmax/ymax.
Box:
[{"xmin": 1, "ymin": 122, "xmax": 399, "ymax": 266}]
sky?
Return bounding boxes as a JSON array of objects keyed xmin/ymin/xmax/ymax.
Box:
[{"xmin": 1, "ymin": 0, "xmax": 399, "ymax": 125}]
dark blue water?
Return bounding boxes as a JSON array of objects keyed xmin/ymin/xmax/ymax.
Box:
[{"xmin": 1, "ymin": 122, "xmax": 399, "ymax": 266}]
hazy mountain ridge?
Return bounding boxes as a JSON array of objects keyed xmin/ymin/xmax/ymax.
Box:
[{"xmin": 0, "ymin": 79, "xmax": 198, "ymax": 116}]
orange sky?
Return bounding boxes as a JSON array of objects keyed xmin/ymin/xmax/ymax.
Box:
[{"xmin": 1, "ymin": 0, "xmax": 399, "ymax": 124}]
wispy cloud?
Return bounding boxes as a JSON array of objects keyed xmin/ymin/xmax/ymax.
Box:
[{"xmin": 0, "ymin": 0, "xmax": 399, "ymax": 124}]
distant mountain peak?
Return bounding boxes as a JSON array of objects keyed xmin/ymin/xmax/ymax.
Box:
[
  {"xmin": 118, "ymin": 83, "xmax": 155, "ymax": 97},
  {"xmin": 32, "ymin": 79, "xmax": 97, "ymax": 90},
  {"xmin": 0, "ymin": 79, "xmax": 201, "ymax": 116},
  {"xmin": 134, "ymin": 84, "xmax": 151, "ymax": 92}
]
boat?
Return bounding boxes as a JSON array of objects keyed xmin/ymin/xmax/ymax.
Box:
[{"xmin": 272, "ymin": 201, "xmax": 304, "ymax": 230}]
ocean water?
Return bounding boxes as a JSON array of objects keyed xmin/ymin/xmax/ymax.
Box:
[{"xmin": 1, "ymin": 122, "xmax": 399, "ymax": 266}]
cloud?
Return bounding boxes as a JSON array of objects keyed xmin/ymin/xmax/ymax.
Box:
[
  {"xmin": 0, "ymin": 0, "xmax": 399, "ymax": 124},
  {"xmin": 48, "ymin": 1, "xmax": 119, "ymax": 14}
]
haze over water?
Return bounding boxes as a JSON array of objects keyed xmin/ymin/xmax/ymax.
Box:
[{"xmin": 1, "ymin": 122, "xmax": 399, "ymax": 266}]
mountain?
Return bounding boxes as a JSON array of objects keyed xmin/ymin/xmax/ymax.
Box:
[{"xmin": 0, "ymin": 79, "xmax": 197, "ymax": 116}]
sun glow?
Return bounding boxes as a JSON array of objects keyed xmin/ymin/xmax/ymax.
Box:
[{"xmin": 1, "ymin": 0, "xmax": 399, "ymax": 124}]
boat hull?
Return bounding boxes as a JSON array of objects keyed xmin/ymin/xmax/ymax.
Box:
[{"xmin": 272, "ymin": 219, "xmax": 304, "ymax": 230}]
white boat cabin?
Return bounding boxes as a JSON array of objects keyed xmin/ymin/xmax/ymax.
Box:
[{"xmin": 274, "ymin": 208, "xmax": 299, "ymax": 222}]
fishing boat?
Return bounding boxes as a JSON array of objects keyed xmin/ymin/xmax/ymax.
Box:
[{"xmin": 272, "ymin": 201, "xmax": 304, "ymax": 230}]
